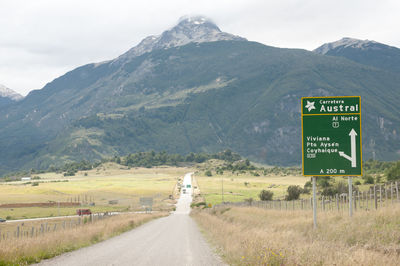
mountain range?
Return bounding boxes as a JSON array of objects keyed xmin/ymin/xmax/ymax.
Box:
[{"xmin": 0, "ymin": 16, "xmax": 399, "ymax": 174}]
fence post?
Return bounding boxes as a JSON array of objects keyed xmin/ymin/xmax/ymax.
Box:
[
  {"xmin": 379, "ymin": 184, "xmax": 382, "ymax": 208},
  {"xmin": 396, "ymin": 181, "xmax": 399, "ymax": 202},
  {"xmin": 353, "ymin": 191, "xmax": 357, "ymax": 211},
  {"xmin": 390, "ymin": 183, "xmax": 393, "ymax": 204},
  {"xmin": 385, "ymin": 184, "xmax": 388, "ymax": 206},
  {"xmin": 17, "ymin": 226, "xmax": 20, "ymax": 239},
  {"xmin": 374, "ymin": 185, "xmax": 377, "ymax": 210},
  {"xmin": 336, "ymin": 194, "xmax": 339, "ymax": 211},
  {"xmin": 322, "ymin": 196, "xmax": 325, "ymax": 211}
]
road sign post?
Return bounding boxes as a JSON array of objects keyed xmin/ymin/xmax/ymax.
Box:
[
  {"xmin": 348, "ymin": 176, "xmax": 353, "ymax": 217},
  {"xmin": 302, "ymin": 96, "xmax": 362, "ymax": 223},
  {"xmin": 313, "ymin": 176, "xmax": 317, "ymax": 228}
]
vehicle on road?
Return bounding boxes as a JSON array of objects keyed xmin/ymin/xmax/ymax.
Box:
[
  {"xmin": 76, "ymin": 209, "xmax": 92, "ymax": 216},
  {"xmin": 182, "ymin": 188, "xmax": 187, "ymax": 194},
  {"xmin": 0, "ymin": 218, "xmax": 6, "ymax": 222}
]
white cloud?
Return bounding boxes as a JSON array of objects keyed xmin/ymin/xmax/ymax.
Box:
[{"xmin": 0, "ymin": 0, "xmax": 399, "ymax": 95}]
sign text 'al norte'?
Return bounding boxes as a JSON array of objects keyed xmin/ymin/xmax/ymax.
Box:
[{"xmin": 301, "ymin": 96, "xmax": 362, "ymax": 176}]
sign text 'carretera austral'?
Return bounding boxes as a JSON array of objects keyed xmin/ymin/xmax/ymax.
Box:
[{"xmin": 301, "ymin": 96, "xmax": 362, "ymax": 176}]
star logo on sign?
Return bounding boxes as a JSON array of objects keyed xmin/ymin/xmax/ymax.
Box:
[{"xmin": 305, "ymin": 101, "xmax": 316, "ymax": 112}]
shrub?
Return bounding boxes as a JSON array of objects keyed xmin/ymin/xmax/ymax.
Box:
[
  {"xmin": 363, "ymin": 175, "xmax": 374, "ymax": 184},
  {"xmin": 259, "ymin": 190, "xmax": 273, "ymax": 201},
  {"xmin": 205, "ymin": 170, "xmax": 212, "ymax": 176},
  {"xmin": 244, "ymin": 198, "xmax": 254, "ymax": 204},
  {"xmin": 31, "ymin": 182, "xmax": 39, "ymax": 186},
  {"xmin": 387, "ymin": 161, "xmax": 400, "ymax": 181},
  {"xmin": 64, "ymin": 170, "xmax": 76, "ymax": 176},
  {"xmin": 285, "ymin": 185, "xmax": 302, "ymax": 200},
  {"xmin": 354, "ymin": 180, "xmax": 361, "ymax": 185}
]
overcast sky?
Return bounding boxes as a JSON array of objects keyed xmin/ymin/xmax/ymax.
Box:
[{"xmin": 1, "ymin": 0, "xmax": 399, "ymax": 96}]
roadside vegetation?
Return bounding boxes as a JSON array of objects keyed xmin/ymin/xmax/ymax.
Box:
[
  {"xmin": 0, "ymin": 212, "xmax": 166, "ymax": 265},
  {"xmin": 192, "ymin": 205, "xmax": 400, "ymax": 265}
]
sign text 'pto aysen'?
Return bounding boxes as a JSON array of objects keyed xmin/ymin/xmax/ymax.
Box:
[{"xmin": 302, "ymin": 96, "xmax": 362, "ymax": 176}]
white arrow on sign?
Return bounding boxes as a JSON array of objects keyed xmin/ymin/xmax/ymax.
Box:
[{"xmin": 339, "ymin": 129, "xmax": 357, "ymax": 168}]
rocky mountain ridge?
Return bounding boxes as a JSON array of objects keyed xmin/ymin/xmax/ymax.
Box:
[
  {"xmin": 116, "ymin": 16, "xmax": 246, "ymax": 61},
  {"xmin": 0, "ymin": 84, "xmax": 23, "ymax": 101}
]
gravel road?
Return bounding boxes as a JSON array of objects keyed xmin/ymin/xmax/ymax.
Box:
[{"xmin": 36, "ymin": 173, "xmax": 225, "ymax": 266}]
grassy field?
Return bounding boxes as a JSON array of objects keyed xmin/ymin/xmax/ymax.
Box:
[
  {"xmin": 0, "ymin": 163, "xmax": 191, "ymax": 220},
  {"xmin": 192, "ymin": 205, "xmax": 400, "ymax": 265},
  {"xmin": 194, "ymin": 171, "xmax": 309, "ymax": 205},
  {"xmin": 0, "ymin": 212, "xmax": 167, "ymax": 265}
]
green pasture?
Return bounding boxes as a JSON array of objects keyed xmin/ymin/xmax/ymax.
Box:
[{"xmin": 0, "ymin": 164, "xmax": 190, "ymax": 219}]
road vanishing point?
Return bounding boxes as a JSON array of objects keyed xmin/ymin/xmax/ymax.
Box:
[{"xmin": 36, "ymin": 173, "xmax": 225, "ymax": 266}]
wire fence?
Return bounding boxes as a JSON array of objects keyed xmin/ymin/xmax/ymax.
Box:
[
  {"xmin": 0, "ymin": 213, "xmax": 114, "ymax": 241},
  {"xmin": 214, "ymin": 181, "xmax": 400, "ymax": 212}
]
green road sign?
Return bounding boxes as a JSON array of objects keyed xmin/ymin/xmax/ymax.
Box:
[{"xmin": 301, "ymin": 96, "xmax": 362, "ymax": 176}]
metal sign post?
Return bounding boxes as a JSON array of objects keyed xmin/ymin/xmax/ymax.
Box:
[
  {"xmin": 348, "ymin": 177, "xmax": 353, "ymax": 217},
  {"xmin": 313, "ymin": 177, "xmax": 317, "ymax": 228},
  {"xmin": 302, "ymin": 96, "xmax": 362, "ymax": 224}
]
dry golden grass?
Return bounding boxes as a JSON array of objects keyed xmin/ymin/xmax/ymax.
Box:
[
  {"xmin": 192, "ymin": 205, "xmax": 400, "ymax": 265},
  {"xmin": 0, "ymin": 164, "xmax": 190, "ymax": 219},
  {"xmin": 0, "ymin": 212, "xmax": 167, "ymax": 265}
]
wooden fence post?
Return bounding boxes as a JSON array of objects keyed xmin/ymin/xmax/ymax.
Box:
[
  {"xmin": 353, "ymin": 192, "xmax": 357, "ymax": 211},
  {"xmin": 396, "ymin": 181, "xmax": 399, "ymax": 202},
  {"xmin": 385, "ymin": 184, "xmax": 388, "ymax": 206},
  {"xmin": 336, "ymin": 194, "xmax": 339, "ymax": 211},
  {"xmin": 391, "ymin": 183, "xmax": 393, "ymax": 205}
]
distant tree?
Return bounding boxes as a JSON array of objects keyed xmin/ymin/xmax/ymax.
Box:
[
  {"xmin": 259, "ymin": 189, "xmax": 273, "ymax": 201},
  {"xmin": 363, "ymin": 175, "xmax": 375, "ymax": 184},
  {"xmin": 285, "ymin": 185, "xmax": 302, "ymax": 200},
  {"xmin": 387, "ymin": 161, "xmax": 400, "ymax": 181}
]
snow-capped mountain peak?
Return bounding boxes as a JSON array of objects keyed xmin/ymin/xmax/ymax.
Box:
[
  {"xmin": 314, "ymin": 37, "xmax": 379, "ymax": 54},
  {"xmin": 0, "ymin": 84, "xmax": 23, "ymax": 101},
  {"xmin": 118, "ymin": 15, "xmax": 246, "ymax": 60}
]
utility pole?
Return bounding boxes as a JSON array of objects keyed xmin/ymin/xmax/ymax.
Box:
[{"xmin": 222, "ymin": 176, "xmax": 224, "ymax": 203}]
